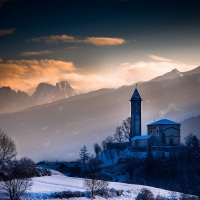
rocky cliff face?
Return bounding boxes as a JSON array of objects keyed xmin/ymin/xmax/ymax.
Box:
[
  {"xmin": 0, "ymin": 81, "xmax": 76, "ymax": 114},
  {"xmin": 0, "ymin": 87, "xmax": 30, "ymax": 114},
  {"xmin": 31, "ymin": 81, "xmax": 76, "ymax": 106}
]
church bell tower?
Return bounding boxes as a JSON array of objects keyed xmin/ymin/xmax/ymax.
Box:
[{"xmin": 130, "ymin": 85, "xmax": 142, "ymax": 138}]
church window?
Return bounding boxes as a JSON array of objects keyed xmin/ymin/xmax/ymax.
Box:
[
  {"xmin": 157, "ymin": 130, "xmax": 158, "ymax": 133},
  {"xmin": 151, "ymin": 130, "xmax": 152, "ymax": 133}
]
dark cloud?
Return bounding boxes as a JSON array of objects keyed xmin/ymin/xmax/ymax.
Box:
[
  {"xmin": 20, "ymin": 47, "xmax": 78, "ymax": 57},
  {"xmin": 0, "ymin": 28, "xmax": 16, "ymax": 36}
]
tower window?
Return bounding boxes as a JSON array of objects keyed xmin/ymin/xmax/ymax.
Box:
[
  {"xmin": 157, "ymin": 130, "xmax": 159, "ymax": 133},
  {"xmin": 151, "ymin": 130, "xmax": 152, "ymax": 133}
]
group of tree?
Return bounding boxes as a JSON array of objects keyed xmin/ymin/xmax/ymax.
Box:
[
  {"xmin": 121, "ymin": 133, "xmax": 200, "ymax": 197},
  {"xmin": 110, "ymin": 117, "xmax": 131, "ymax": 143},
  {"xmin": 0, "ymin": 129, "xmax": 36, "ymax": 200},
  {"xmin": 80, "ymin": 117, "xmax": 200, "ymax": 197},
  {"xmin": 91, "ymin": 117, "xmax": 131, "ymax": 159}
]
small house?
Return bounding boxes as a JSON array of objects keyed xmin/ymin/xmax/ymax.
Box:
[{"xmin": 131, "ymin": 135, "xmax": 153, "ymax": 150}]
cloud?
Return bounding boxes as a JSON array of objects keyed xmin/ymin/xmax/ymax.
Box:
[
  {"xmin": 0, "ymin": 59, "xmax": 196, "ymax": 95},
  {"xmin": 0, "ymin": 28, "xmax": 16, "ymax": 36},
  {"xmin": 116, "ymin": 61, "xmax": 196, "ymax": 85},
  {"xmin": 159, "ymin": 103, "xmax": 181, "ymax": 117},
  {"xmin": 30, "ymin": 35, "xmax": 75, "ymax": 44},
  {"xmin": 29, "ymin": 34, "xmax": 126, "ymax": 46},
  {"xmin": 20, "ymin": 47, "xmax": 77, "ymax": 56},
  {"xmin": 21, "ymin": 50, "xmax": 53, "ymax": 57},
  {"xmin": 84, "ymin": 37, "xmax": 125, "ymax": 46},
  {"xmin": 148, "ymin": 54, "xmax": 172, "ymax": 62},
  {"xmin": 0, "ymin": 59, "xmax": 75, "ymax": 94}
]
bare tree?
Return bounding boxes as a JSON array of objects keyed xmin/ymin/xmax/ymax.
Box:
[
  {"xmin": 113, "ymin": 126, "xmax": 123, "ymax": 143},
  {"xmin": 0, "ymin": 158, "xmax": 34, "ymax": 200},
  {"xmin": 1, "ymin": 178, "xmax": 32, "ymax": 200},
  {"xmin": 93, "ymin": 143, "xmax": 101, "ymax": 157},
  {"xmin": 15, "ymin": 157, "xmax": 36, "ymax": 179},
  {"xmin": 83, "ymin": 158, "xmax": 108, "ymax": 198},
  {"xmin": 105, "ymin": 136, "xmax": 113, "ymax": 144},
  {"xmin": 0, "ymin": 129, "xmax": 17, "ymax": 162},
  {"xmin": 121, "ymin": 117, "xmax": 131, "ymax": 142}
]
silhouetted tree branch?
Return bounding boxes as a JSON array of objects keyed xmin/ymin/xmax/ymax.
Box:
[{"xmin": 0, "ymin": 129, "xmax": 17, "ymax": 162}]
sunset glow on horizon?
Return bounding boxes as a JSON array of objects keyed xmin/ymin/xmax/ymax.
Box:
[{"xmin": 0, "ymin": 0, "xmax": 200, "ymax": 94}]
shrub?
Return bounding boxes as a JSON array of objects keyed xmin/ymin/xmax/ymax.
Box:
[{"xmin": 136, "ymin": 188, "xmax": 154, "ymax": 200}]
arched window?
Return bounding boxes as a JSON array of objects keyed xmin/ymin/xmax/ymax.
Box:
[{"xmin": 151, "ymin": 130, "xmax": 152, "ymax": 133}]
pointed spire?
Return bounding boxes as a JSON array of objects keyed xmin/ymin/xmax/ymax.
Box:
[{"xmin": 130, "ymin": 85, "xmax": 142, "ymax": 101}]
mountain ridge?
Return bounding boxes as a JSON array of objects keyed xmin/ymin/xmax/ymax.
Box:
[
  {"xmin": 1, "ymin": 66, "xmax": 200, "ymax": 115},
  {"xmin": 0, "ymin": 81, "xmax": 76, "ymax": 114},
  {"xmin": 150, "ymin": 66, "xmax": 200, "ymax": 82}
]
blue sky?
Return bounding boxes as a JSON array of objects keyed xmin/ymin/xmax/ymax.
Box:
[{"xmin": 0, "ymin": 0, "xmax": 200, "ymax": 94}]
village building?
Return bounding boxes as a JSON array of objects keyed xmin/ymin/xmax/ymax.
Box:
[
  {"xmin": 131, "ymin": 86, "xmax": 181, "ymax": 150},
  {"xmin": 131, "ymin": 135, "xmax": 153, "ymax": 150},
  {"xmin": 147, "ymin": 119, "xmax": 181, "ymax": 146},
  {"xmin": 57, "ymin": 162, "xmax": 84, "ymax": 175}
]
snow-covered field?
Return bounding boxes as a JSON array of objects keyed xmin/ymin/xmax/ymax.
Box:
[{"xmin": 17, "ymin": 170, "xmax": 183, "ymax": 200}]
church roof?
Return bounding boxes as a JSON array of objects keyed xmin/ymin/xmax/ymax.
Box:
[
  {"xmin": 147, "ymin": 119, "xmax": 181, "ymax": 126},
  {"xmin": 162, "ymin": 126, "xmax": 180, "ymax": 131},
  {"xmin": 131, "ymin": 135, "xmax": 152, "ymax": 141},
  {"xmin": 130, "ymin": 88, "xmax": 142, "ymax": 100}
]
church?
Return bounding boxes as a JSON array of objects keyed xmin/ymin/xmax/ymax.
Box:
[{"xmin": 130, "ymin": 86, "xmax": 181, "ymax": 150}]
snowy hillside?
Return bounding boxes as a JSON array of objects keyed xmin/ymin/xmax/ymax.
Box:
[{"xmin": 22, "ymin": 172, "xmax": 183, "ymax": 199}]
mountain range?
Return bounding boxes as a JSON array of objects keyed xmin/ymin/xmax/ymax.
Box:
[
  {"xmin": 150, "ymin": 66, "xmax": 200, "ymax": 82},
  {"xmin": 0, "ymin": 67, "xmax": 200, "ymax": 161},
  {"xmin": 0, "ymin": 81, "xmax": 76, "ymax": 114}
]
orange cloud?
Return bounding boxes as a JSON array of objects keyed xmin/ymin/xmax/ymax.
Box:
[
  {"xmin": 0, "ymin": 59, "xmax": 75, "ymax": 94},
  {"xmin": 20, "ymin": 50, "xmax": 52, "ymax": 56},
  {"xmin": 30, "ymin": 35, "xmax": 75, "ymax": 44},
  {"xmin": 0, "ymin": 28, "xmax": 16, "ymax": 36},
  {"xmin": 148, "ymin": 54, "xmax": 172, "ymax": 62},
  {"xmin": 84, "ymin": 37, "xmax": 125, "ymax": 46},
  {"xmin": 30, "ymin": 34, "xmax": 126, "ymax": 46},
  {"xmin": 20, "ymin": 47, "xmax": 77, "ymax": 56}
]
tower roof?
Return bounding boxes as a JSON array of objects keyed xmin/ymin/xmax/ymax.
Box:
[{"xmin": 131, "ymin": 88, "xmax": 142, "ymax": 100}]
